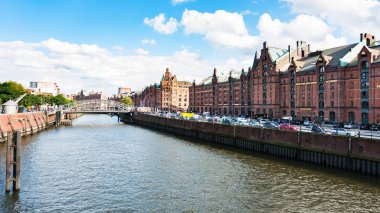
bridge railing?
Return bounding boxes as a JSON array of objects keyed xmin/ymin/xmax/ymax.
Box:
[{"xmin": 62, "ymin": 99, "xmax": 152, "ymax": 113}]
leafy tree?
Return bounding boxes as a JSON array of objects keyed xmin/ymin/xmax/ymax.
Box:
[
  {"xmin": 121, "ymin": 96, "xmax": 133, "ymax": 106},
  {"xmin": 0, "ymin": 81, "xmax": 26, "ymax": 102},
  {"xmin": 51, "ymin": 94, "xmax": 68, "ymax": 105}
]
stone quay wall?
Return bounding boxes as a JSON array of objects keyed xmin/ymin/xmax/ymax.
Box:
[
  {"xmin": 0, "ymin": 112, "xmax": 80, "ymax": 143},
  {"xmin": 133, "ymin": 114, "xmax": 380, "ymax": 177}
]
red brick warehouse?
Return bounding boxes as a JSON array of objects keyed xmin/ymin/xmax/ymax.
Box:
[{"xmin": 189, "ymin": 33, "xmax": 380, "ymax": 124}]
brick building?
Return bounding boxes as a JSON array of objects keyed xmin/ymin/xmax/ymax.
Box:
[
  {"xmin": 190, "ymin": 33, "xmax": 380, "ymax": 124},
  {"xmin": 132, "ymin": 68, "xmax": 191, "ymax": 111}
]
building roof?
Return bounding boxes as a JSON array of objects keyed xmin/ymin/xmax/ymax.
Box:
[
  {"xmin": 297, "ymin": 43, "xmax": 359, "ymax": 72},
  {"xmin": 268, "ymin": 47, "xmax": 289, "ymax": 62},
  {"xmin": 197, "ymin": 69, "xmax": 244, "ymax": 86}
]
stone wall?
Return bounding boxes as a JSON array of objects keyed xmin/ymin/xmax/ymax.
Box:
[{"xmin": 133, "ymin": 114, "xmax": 380, "ymax": 176}]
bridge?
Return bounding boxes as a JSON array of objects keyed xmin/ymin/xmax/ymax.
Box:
[{"xmin": 62, "ymin": 99, "xmax": 150, "ymax": 114}]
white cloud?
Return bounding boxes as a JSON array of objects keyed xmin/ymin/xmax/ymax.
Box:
[
  {"xmin": 141, "ymin": 39, "xmax": 156, "ymax": 45},
  {"xmin": 283, "ymin": 0, "xmax": 380, "ymax": 40},
  {"xmin": 257, "ymin": 13, "xmax": 347, "ymax": 50},
  {"xmin": 144, "ymin": 13, "xmax": 178, "ymax": 34},
  {"xmin": 172, "ymin": 0, "xmax": 193, "ymax": 5},
  {"xmin": 133, "ymin": 48, "xmax": 150, "ymax": 56},
  {"xmin": 181, "ymin": 9, "xmax": 259, "ymax": 51},
  {"xmin": 0, "ymin": 39, "xmax": 250, "ymax": 95},
  {"xmin": 112, "ymin": 46, "xmax": 125, "ymax": 52}
]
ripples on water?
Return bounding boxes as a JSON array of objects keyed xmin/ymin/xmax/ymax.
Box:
[{"xmin": 0, "ymin": 114, "xmax": 379, "ymax": 212}]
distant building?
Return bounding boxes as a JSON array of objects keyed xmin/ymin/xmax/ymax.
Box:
[
  {"xmin": 26, "ymin": 81, "xmax": 60, "ymax": 96},
  {"xmin": 73, "ymin": 90, "xmax": 107, "ymax": 101},
  {"xmin": 118, "ymin": 87, "xmax": 131, "ymax": 96},
  {"xmin": 132, "ymin": 68, "xmax": 191, "ymax": 111}
]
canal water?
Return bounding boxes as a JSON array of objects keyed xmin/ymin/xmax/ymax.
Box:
[{"xmin": 0, "ymin": 114, "xmax": 380, "ymax": 212}]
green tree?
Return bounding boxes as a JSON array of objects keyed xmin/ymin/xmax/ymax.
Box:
[
  {"xmin": 121, "ymin": 96, "xmax": 133, "ymax": 106},
  {"xmin": 0, "ymin": 81, "xmax": 26, "ymax": 102},
  {"xmin": 51, "ymin": 94, "xmax": 69, "ymax": 105}
]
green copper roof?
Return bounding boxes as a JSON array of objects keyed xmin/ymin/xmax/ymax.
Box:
[{"xmin": 268, "ymin": 47, "xmax": 288, "ymax": 62}]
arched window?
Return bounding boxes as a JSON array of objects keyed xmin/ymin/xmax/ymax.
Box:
[{"xmin": 319, "ymin": 66, "xmax": 324, "ymax": 73}]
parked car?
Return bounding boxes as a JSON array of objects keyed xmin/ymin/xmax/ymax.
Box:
[
  {"xmin": 369, "ymin": 124, "xmax": 380, "ymax": 131},
  {"xmin": 303, "ymin": 120, "xmax": 311, "ymax": 126},
  {"xmin": 279, "ymin": 124, "xmax": 298, "ymax": 131},
  {"xmin": 259, "ymin": 119, "xmax": 269, "ymax": 124},
  {"xmin": 331, "ymin": 128, "xmax": 358, "ymax": 137},
  {"xmin": 344, "ymin": 122, "xmax": 359, "ymax": 129},
  {"xmin": 262, "ymin": 122, "xmax": 279, "ymax": 129},
  {"xmin": 311, "ymin": 124, "xmax": 326, "ymax": 134},
  {"xmin": 291, "ymin": 119, "xmax": 302, "ymax": 125},
  {"xmin": 359, "ymin": 124, "xmax": 371, "ymax": 130}
]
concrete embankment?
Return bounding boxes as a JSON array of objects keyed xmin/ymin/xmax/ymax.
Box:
[
  {"xmin": 133, "ymin": 114, "xmax": 380, "ymax": 177},
  {"xmin": 0, "ymin": 112, "xmax": 80, "ymax": 142}
]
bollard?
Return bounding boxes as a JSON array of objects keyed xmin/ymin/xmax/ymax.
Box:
[{"xmin": 5, "ymin": 131, "xmax": 21, "ymax": 193}]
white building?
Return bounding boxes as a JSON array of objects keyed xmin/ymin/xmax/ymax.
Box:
[{"xmin": 27, "ymin": 82, "xmax": 61, "ymax": 96}]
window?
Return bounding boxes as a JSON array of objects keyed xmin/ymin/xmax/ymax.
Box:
[
  {"xmin": 362, "ymin": 101, "xmax": 369, "ymax": 109},
  {"xmin": 319, "ymin": 75, "xmax": 324, "ymax": 82},
  {"xmin": 331, "ymin": 101, "xmax": 334, "ymax": 107},
  {"xmin": 348, "ymin": 112, "xmax": 355, "ymax": 122},
  {"xmin": 319, "ymin": 84, "xmax": 324, "ymax": 90},
  {"xmin": 331, "ymin": 92, "xmax": 334, "ymax": 98},
  {"xmin": 319, "ymin": 93, "xmax": 324, "ymax": 99},
  {"xmin": 329, "ymin": 111, "xmax": 336, "ymax": 122},
  {"xmin": 362, "ymin": 112, "xmax": 369, "ymax": 124},
  {"xmin": 291, "ymin": 101, "xmax": 295, "ymax": 108},
  {"xmin": 319, "ymin": 66, "xmax": 325, "ymax": 73},
  {"xmin": 361, "ymin": 61, "xmax": 368, "ymax": 70}
]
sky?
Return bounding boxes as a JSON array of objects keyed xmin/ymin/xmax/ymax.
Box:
[{"xmin": 0, "ymin": 0, "xmax": 379, "ymax": 95}]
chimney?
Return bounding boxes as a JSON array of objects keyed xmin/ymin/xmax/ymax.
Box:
[
  {"xmin": 296, "ymin": 41, "xmax": 299, "ymax": 56},
  {"xmin": 263, "ymin": 41, "xmax": 267, "ymax": 49},
  {"xmin": 308, "ymin": 44, "xmax": 310, "ymax": 53},
  {"xmin": 360, "ymin": 33, "xmax": 363, "ymax": 42},
  {"xmin": 213, "ymin": 68, "xmax": 217, "ymax": 76},
  {"xmin": 288, "ymin": 45, "xmax": 291, "ymax": 63}
]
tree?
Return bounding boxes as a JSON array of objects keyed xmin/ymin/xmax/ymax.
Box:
[
  {"xmin": 0, "ymin": 81, "xmax": 26, "ymax": 102},
  {"xmin": 121, "ymin": 96, "xmax": 133, "ymax": 106}
]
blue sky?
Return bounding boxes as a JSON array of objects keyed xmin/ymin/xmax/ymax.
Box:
[
  {"xmin": 0, "ymin": 0, "xmax": 379, "ymax": 94},
  {"xmin": 0, "ymin": 0, "xmax": 285, "ymax": 56}
]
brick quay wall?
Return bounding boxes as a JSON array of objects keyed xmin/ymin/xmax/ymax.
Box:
[
  {"xmin": 132, "ymin": 114, "xmax": 380, "ymax": 177},
  {"xmin": 0, "ymin": 112, "xmax": 80, "ymax": 143}
]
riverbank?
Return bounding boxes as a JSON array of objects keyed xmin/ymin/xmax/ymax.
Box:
[
  {"xmin": 0, "ymin": 112, "xmax": 80, "ymax": 142},
  {"xmin": 132, "ymin": 113, "xmax": 380, "ymax": 177}
]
